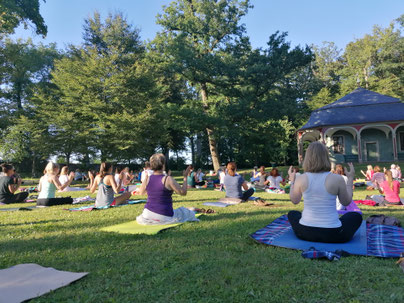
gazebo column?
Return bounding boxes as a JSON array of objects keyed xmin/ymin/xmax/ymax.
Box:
[
  {"xmin": 392, "ymin": 131, "xmax": 398, "ymax": 161},
  {"xmin": 357, "ymin": 135, "xmax": 362, "ymax": 163}
]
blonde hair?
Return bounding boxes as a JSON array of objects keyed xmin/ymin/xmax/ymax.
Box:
[
  {"xmin": 367, "ymin": 165, "xmax": 373, "ymax": 171},
  {"xmin": 44, "ymin": 161, "xmax": 59, "ymax": 174},
  {"xmin": 60, "ymin": 166, "xmax": 69, "ymax": 175},
  {"xmin": 150, "ymin": 153, "xmax": 165, "ymax": 171},
  {"xmin": 302, "ymin": 141, "xmax": 331, "ymax": 173},
  {"xmin": 385, "ymin": 169, "xmax": 394, "ymax": 190}
]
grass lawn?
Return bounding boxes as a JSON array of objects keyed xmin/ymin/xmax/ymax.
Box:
[{"xmin": 1, "ymin": 177, "xmax": 404, "ymax": 302}]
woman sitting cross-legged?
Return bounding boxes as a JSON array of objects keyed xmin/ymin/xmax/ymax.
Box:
[
  {"xmin": 0, "ymin": 164, "xmax": 29, "ymax": 204},
  {"xmin": 223, "ymin": 162, "xmax": 254, "ymax": 202},
  {"xmin": 380, "ymin": 169, "xmax": 402, "ymax": 205},
  {"xmin": 58, "ymin": 166, "xmax": 86, "ymax": 192},
  {"xmin": 288, "ymin": 141, "xmax": 362, "ymax": 243},
  {"xmin": 90, "ymin": 163, "xmax": 131, "ymax": 208},
  {"xmin": 37, "ymin": 162, "xmax": 75, "ymax": 206},
  {"xmin": 136, "ymin": 153, "xmax": 199, "ymax": 225}
]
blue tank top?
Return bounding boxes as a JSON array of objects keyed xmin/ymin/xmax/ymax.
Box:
[{"xmin": 145, "ymin": 175, "xmax": 173, "ymax": 217}]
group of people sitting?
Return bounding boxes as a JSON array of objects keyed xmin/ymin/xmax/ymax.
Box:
[
  {"xmin": 1, "ymin": 141, "xmax": 402, "ymax": 246},
  {"xmin": 250, "ymin": 166, "xmax": 289, "ymax": 192},
  {"xmin": 360, "ymin": 164, "xmax": 403, "ymax": 205}
]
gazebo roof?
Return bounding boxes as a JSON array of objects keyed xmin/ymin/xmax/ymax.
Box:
[{"xmin": 300, "ymin": 88, "xmax": 404, "ymax": 130}]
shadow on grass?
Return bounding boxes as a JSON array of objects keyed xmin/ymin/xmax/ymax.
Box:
[{"xmin": 0, "ymin": 219, "xmax": 67, "ymax": 227}]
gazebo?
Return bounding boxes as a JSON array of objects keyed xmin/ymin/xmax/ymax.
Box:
[{"xmin": 298, "ymin": 88, "xmax": 404, "ymax": 164}]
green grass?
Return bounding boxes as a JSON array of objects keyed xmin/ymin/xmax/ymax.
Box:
[{"xmin": 1, "ymin": 181, "xmax": 403, "ymax": 302}]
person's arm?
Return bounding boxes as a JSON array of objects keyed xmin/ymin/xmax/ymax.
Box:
[
  {"xmin": 110, "ymin": 172, "xmax": 123, "ymax": 194},
  {"xmin": 138, "ymin": 173, "xmax": 149, "ymax": 195},
  {"xmin": 52, "ymin": 172, "xmax": 74, "ymax": 191},
  {"xmin": 242, "ymin": 181, "xmax": 249, "ymax": 191},
  {"xmin": 335, "ymin": 163, "xmax": 355, "ymax": 206},
  {"xmin": 279, "ymin": 176, "xmax": 286, "ymax": 186},
  {"xmin": 90, "ymin": 175, "xmax": 100, "ymax": 194},
  {"xmin": 167, "ymin": 166, "xmax": 191, "ymax": 195},
  {"xmin": 8, "ymin": 177, "xmax": 21, "ymax": 194},
  {"xmin": 288, "ymin": 166, "xmax": 304, "ymax": 204},
  {"xmin": 38, "ymin": 176, "xmax": 43, "ymax": 192},
  {"xmin": 360, "ymin": 170, "xmax": 366, "ymax": 178}
]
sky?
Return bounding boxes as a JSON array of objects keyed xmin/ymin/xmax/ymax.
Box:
[{"xmin": 12, "ymin": 0, "xmax": 404, "ymax": 51}]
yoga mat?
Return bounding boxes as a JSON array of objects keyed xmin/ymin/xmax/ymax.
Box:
[
  {"xmin": 203, "ymin": 202, "xmax": 230, "ymax": 207},
  {"xmin": 251, "ymin": 215, "xmax": 404, "ymax": 258},
  {"xmin": 0, "ymin": 263, "xmax": 88, "ymax": 303},
  {"xmin": 270, "ymin": 222, "xmax": 367, "ymax": 256},
  {"xmin": 67, "ymin": 199, "xmax": 146, "ymax": 211},
  {"xmin": 0, "ymin": 206, "xmax": 36, "ymax": 211},
  {"xmin": 101, "ymin": 214, "xmax": 201, "ymax": 235}
]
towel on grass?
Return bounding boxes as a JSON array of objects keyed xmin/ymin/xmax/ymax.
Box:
[
  {"xmin": 67, "ymin": 200, "xmax": 146, "ymax": 211},
  {"xmin": 0, "ymin": 263, "xmax": 87, "ymax": 303}
]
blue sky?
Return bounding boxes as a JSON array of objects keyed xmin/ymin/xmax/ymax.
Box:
[{"xmin": 12, "ymin": 0, "xmax": 404, "ymax": 50}]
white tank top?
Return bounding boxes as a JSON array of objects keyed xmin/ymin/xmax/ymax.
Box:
[{"xmin": 299, "ymin": 172, "xmax": 341, "ymax": 228}]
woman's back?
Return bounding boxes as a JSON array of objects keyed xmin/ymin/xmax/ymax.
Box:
[
  {"xmin": 300, "ymin": 172, "xmax": 341, "ymax": 228},
  {"xmin": 38, "ymin": 175, "xmax": 56, "ymax": 199},
  {"xmin": 145, "ymin": 175, "xmax": 173, "ymax": 216},
  {"xmin": 95, "ymin": 176, "xmax": 114, "ymax": 207},
  {"xmin": 224, "ymin": 174, "xmax": 243, "ymax": 198},
  {"xmin": 381, "ymin": 180, "xmax": 400, "ymax": 203}
]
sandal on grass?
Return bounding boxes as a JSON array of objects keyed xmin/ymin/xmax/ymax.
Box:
[
  {"xmin": 193, "ymin": 208, "xmax": 215, "ymax": 214},
  {"xmin": 253, "ymin": 199, "xmax": 274, "ymax": 207}
]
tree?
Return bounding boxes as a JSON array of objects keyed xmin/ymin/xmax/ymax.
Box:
[
  {"xmin": 45, "ymin": 12, "xmax": 161, "ymax": 163},
  {"xmin": 0, "ymin": 38, "xmax": 59, "ymax": 111},
  {"xmin": 0, "ymin": 0, "xmax": 47, "ymax": 36},
  {"xmin": 154, "ymin": 0, "xmax": 252, "ymax": 171}
]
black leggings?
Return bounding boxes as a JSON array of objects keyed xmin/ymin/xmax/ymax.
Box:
[
  {"xmin": 37, "ymin": 197, "xmax": 73, "ymax": 206},
  {"xmin": 287, "ymin": 210, "xmax": 363, "ymax": 243},
  {"xmin": 0, "ymin": 192, "xmax": 29, "ymax": 204},
  {"xmin": 241, "ymin": 188, "xmax": 255, "ymax": 201}
]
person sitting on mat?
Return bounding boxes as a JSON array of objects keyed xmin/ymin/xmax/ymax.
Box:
[
  {"xmin": 287, "ymin": 141, "xmax": 362, "ymax": 243},
  {"xmin": 0, "ymin": 164, "xmax": 29, "ymax": 204},
  {"xmin": 380, "ymin": 169, "xmax": 402, "ymax": 205},
  {"xmin": 265, "ymin": 168, "xmax": 286, "ymax": 189},
  {"xmin": 90, "ymin": 162, "xmax": 131, "ymax": 208},
  {"xmin": 369, "ymin": 165, "xmax": 385, "ymax": 190},
  {"xmin": 186, "ymin": 165, "xmax": 197, "ymax": 188},
  {"xmin": 223, "ymin": 162, "xmax": 254, "ymax": 202},
  {"xmin": 136, "ymin": 154, "xmax": 199, "ymax": 225},
  {"xmin": 37, "ymin": 162, "xmax": 75, "ymax": 206},
  {"xmin": 58, "ymin": 166, "xmax": 86, "ymax": 192},
  {"xmin": 334, "ymin": 164, "xmax": 348, "ymax": 210}
]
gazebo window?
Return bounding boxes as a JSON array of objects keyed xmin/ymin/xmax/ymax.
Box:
[
  {"xmin": 399, "ymin": 132, "xmax": 404, "ymax": 152},
  {"xmin": 332, "ymin": 135, "xmax": 344, "ymax": 154}
]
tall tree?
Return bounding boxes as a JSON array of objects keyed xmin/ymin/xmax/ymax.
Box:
[
  {"xmin": 154, "ymin": 0, "xmax": 252, "ymax": 171},
  {"xmin": 45, "ymin": 12, "xmax": 161, "ymax": 162}
]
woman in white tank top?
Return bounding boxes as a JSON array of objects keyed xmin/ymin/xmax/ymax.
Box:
[{"xmin": 287, "ymin": 142, "xmax": 362, "ymax": 243}]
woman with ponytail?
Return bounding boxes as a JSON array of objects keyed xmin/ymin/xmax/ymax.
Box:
[
  {"xmin": 380, "ymin": 170, "xmax": 402, "ymax": 205},
  {"xmin": 0, "ymin": 164, "xmax": 28, "ymax": 204},
  {"xmin": 89, "ymin": 162, "xmax": 131, "ymax": 207},
  {"xmin": 37, "ymin": 162, "xmax": 75, "ymax": 206},
  {"xmin": 223, "ymin": 162, "xmax": 254, "ymax": 201}
]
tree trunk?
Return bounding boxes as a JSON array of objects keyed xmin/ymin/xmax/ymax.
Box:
[
  {"xmin": 190, "ymin": 136, "xmax": 195, "ymax": 166},
  {"xmin": 363, "ymin": 67, "xmax": 369, "ymax": 89},
  {"xmin": 66, "ymin": 152, "xmax": 71, "ymax": 166},
  {"xmin": 31, "ymin": 156, "xmax": 36, "ymax": 178},
  {"xmin": 201, "ymin": 84, "xmax": 221, "ymax": 172}
]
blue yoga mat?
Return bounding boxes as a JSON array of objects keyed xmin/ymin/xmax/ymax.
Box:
[{"xmin": 271, "ymin": 222, "xmax": 367, "ymax": 256}]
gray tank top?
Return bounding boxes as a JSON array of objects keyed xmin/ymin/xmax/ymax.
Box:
[{"xmin": 95, "ymin": 176, "xmax": 114, "ymax": 207}]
